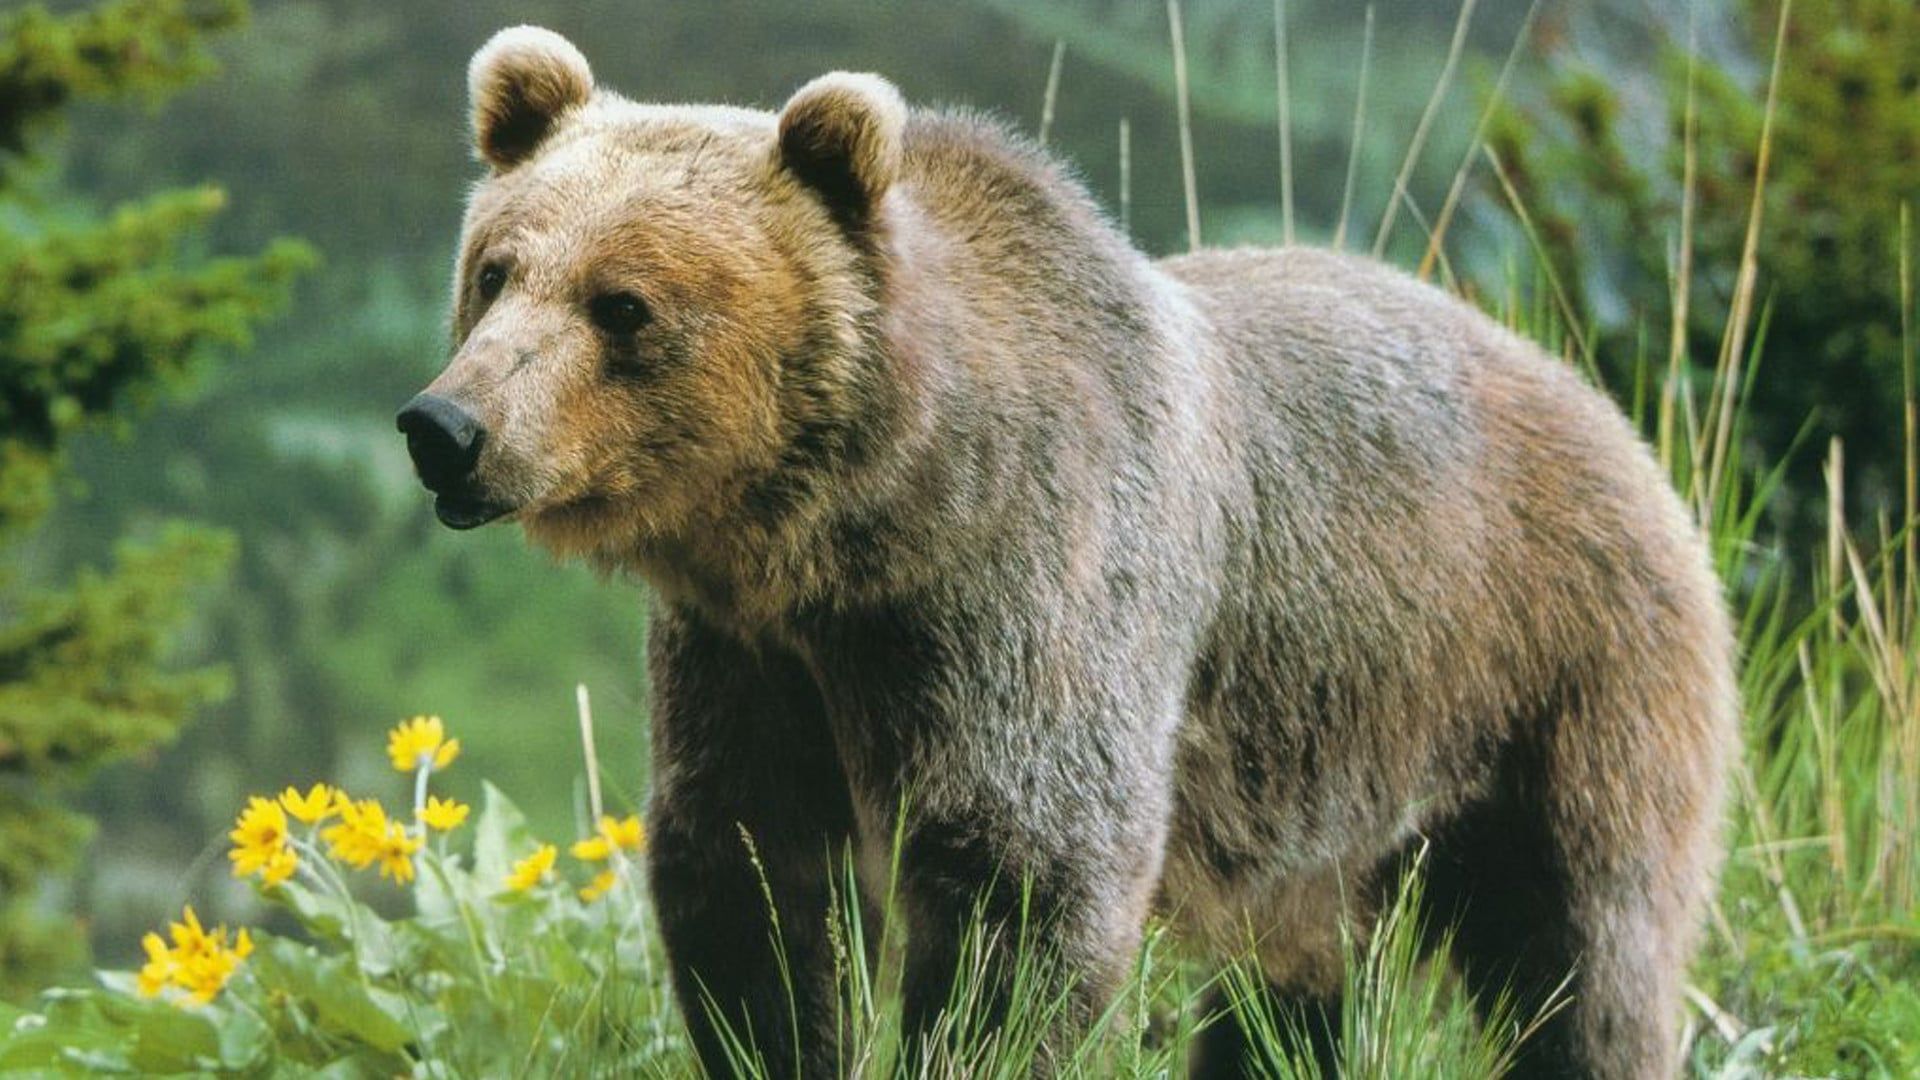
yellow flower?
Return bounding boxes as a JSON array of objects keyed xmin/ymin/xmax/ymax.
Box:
[
  {"xmin": 322, "ymin": 796, "xmax": 393, "ymax": 870},
  {"xmin": 176, "ymin": 924, "xmax": 252, "ymax": 1005},
  {"xmin": 569, "ymin": 835, "xmax": 611, "ymax": 862},
  {"xmin": 373, "ymin": 822, "xmax": 422, "ymax": 884},
  {"xmin": 320, "ymin": 797, "xmax": 418, "ymax": 881},
  {"xmin": 136, "ymin": 906, "xmax": 253, "ymax": 1005},
  {"xmin": 279, "ymin": 783, "xmax": 337, "ymax": 825},
  {"xmin": 571, "ymin": 814, "xmax": 645, "ymax": 862},
  {"xmin": 387, "ymin": 715, "xmax": 459, "ymax": 773},
  {"xmin": 504, "ymin": 844, "xmax": 557, "ymax": 892},
  {"xmin": 580, "ymin": 869, "xmax": 619, "ymax": 902},
  {"xmin": 228, "ymin": 796, "xmax": 290, "ymax": 879},
  {"xmin": 420, "ymin": 795, "xmax": 470, "ymax": 832},
  {"xmin": 137, "ymin": 932, "xmax": 172, "ymax": 997},
  {"xmin": 259, "ymin": 846, "xmax": 299, "ymax": 888},
  {"xmin": 599, "ymin": 814, "xmax": 645, "ymax": 853}
]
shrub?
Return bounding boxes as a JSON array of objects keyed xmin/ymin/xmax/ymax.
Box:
[{"xmin": 0, "ymin": 716, "xmax": 681, "ymax": 1074}]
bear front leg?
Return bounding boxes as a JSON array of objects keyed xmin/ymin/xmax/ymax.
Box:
[
  {"xmin": 645, "ymin": 607, "xmax": 864, "ymax": 1079},
  {"xmin": 893, "ymin": 805, "xmax": 1162, "ymax": 1074},
  {"xmin": 797, "ymin": 593, "xmax": 1180, "ymax": 1072}
]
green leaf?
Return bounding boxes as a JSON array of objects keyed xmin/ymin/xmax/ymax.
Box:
[
  {"xmin": 249, "ymin": 938, "xmax": 419, "ymax": 1056},
  {"xmin": 297, "ymin": 1059, "xmax": 386, "ymax": 1080},
  {"xmin": 274, "ymin": 880, "xmax": 407, "ymax": 977},
  {"xmin": 103, "ymin": 994, "xmax": 220, "ymax": 1072},
  {"xmin": 413, "ymin": 848, "xmax": 473, "ymax": 928},
  {"xmin": 472, "ymin": 782, "xmax": 534, "ymax": 888},
  {"xmin": 0, "ymin": 988, "xmax": 134, "ymax": 1072},
  {"xmin": 211, "ymin": 1000, "xmax": 273, "ymax": 1072}
]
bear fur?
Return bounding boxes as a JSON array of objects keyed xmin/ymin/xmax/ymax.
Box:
[{"xmin": 405, "ymin": 26, "xmax": 1737, "ymax": 1079}]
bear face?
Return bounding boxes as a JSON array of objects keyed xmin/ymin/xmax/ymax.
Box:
[{"xmin": 400, "ymin": 27, "xmax": 907, "ymax": 568}]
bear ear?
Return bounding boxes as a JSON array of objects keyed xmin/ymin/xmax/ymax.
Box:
[
  {"xmin": 468, "ymin": 26, "xmax": 594, "ymax": 170},
  {"xmin": 777, "ymin": 72, "xmax": 905, "ymax": 228}
]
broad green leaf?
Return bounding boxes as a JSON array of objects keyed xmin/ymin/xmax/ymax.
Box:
[
  {"xmin": 473, "ymin": 782, "xmax": 534, "ymax": 888},
  {"xmin": 0, "ymin": 989, "xmax": 134, "ymax": 1072},
  {"xmin": 275, "ymin": 881, "xmax": 408, "ymax": 977},
  {"xmin": 413, "ymin": 849, "xmax": 486, "ymax": 943},
  {"xmin": 250, "ymin": 939, "xmax": 419, "ymax": 1056}
]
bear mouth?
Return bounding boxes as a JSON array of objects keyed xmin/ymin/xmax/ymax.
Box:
[{"xmin": 433, "ymin": 493, "xmax": 513, "ymax": 530}]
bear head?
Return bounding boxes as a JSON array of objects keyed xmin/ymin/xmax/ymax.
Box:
[{"xmin": 398, "ymin": 26, "xmax": 907, "ymax": 568}]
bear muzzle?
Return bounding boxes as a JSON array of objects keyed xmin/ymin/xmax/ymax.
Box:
[{"xmin": 396, "ymin": 392, "xmax": 513, "ymax": 529}]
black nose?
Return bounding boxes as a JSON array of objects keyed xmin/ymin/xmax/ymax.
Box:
[{"xmin": 396, "ymin": 393, "xmax": 484, "ymax": 491}]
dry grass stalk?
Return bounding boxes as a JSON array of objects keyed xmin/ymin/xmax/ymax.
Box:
[
  {"xmin": 1419, "ymin": 0, "xmax": 1539, "ymax": 284},
  {"xmin": 1374, "ymin": 0, "xmax": 1476, "ymax": 258},
  {"xmin": 1333, "ymin": 5, "xmax": 1374, "ymax": 251},
  {"xmin": 1661, "ymin": 11, "xmax": 1702, "ymax": 476},
  {"xmin": 1273, "ymin": 0, "xmax": 1294, "ymax": 244},
  {"xmin": 1039, "ymin": 40, "xmax": 1066, "ymax": 146},
  {"xmin": 1702, "ymin": 0, "xmax": 1793, "ymax": 524},
  {"xmin": 576, "ymin": 682, "xmax": 603, "ymax": 824},
  {"xmin": 1484, "ymin": 145, "xmax": 1592, "ymax": 370},
  {"xmin": 1796, "ymin": 640, "xmax": 1849, "ymax": 879},
  {"xmin": 1166, "ymin": 0, "xmax": 1201, "ymax": 252}
]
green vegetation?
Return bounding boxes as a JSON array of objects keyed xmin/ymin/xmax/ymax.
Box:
[
  {"xmin": 0, "ymin": 0, "xmax": 309, "ymax": 999},
  {"xmin": 0, "ymin": 729, "xmax": 677, "ymax": 1073},
  {"xmin": 0, "ymin": 0, "xmax": 1914, "ymax": 1074},
  {"xmin": 1489, "ymin": 0, "xmax": 1920, "ymax": 530}
]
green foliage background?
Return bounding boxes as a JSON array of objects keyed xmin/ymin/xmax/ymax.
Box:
[
  {"xmin": 0, "ymin": 0, "xmax": 309, "ymax": 998},
  {"xmin": 1490, "ymin": 0, "xmax": 1920, "ymax": 530}
]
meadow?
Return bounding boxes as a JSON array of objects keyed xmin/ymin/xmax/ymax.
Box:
[{"xmin": 2, "ymin": 0, "xmax": 1916, "ymax": 1075}]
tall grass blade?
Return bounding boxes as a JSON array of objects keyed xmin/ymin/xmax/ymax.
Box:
[
  {"xmin": 1167, "ymin": 0, "xmax": 1201, "ymax": 252},
  {"xmin": 575, "ymin": 682, "xmax": 603, "ymax": 824},
  {"xmin": 1484, "ymin": 146, "xmax": 1593, "ymax": 372},
  {"xmin": 1703, "ymin": 0, "xmax": 1792, "ymax": 524},
  {"xmin": 1039, "ymin": 40, "xmax": 1066, "ymax": 146},
  {"xmin": 1902, "ymin": 201, "xmax": 1916, "ymax": 641},
  {"xmin": 1419, "ymin": 0, "xmax": 1539, "ymax": 283},
  {"xmin": 1661, "ymin": 5, "xmax": 1701, "ymax": 476},
  {"xmin": 1274, "ymin": 0, "xmax": 1295, "ymax": 244},
  {"xmin": 1333, "ymin": 5, "xmax": 1374, "ymax": 252},
  {"xmin": 1373, "ymin": 0, "xmax": 1476, "ymax": 258}
]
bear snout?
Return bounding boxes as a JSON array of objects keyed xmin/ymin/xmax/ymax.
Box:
[
  {"xmin": 397, "ymin": 392, "xmax": 485, "ymax": 488},
  {"xmin": 396, "ymin": 392, "xmax": 510, "ymax": 529}
]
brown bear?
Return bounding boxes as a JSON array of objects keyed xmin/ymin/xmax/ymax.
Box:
[{"xmin": 398, "ymin": 26, "xmax": 1736, "ymax": 1079}]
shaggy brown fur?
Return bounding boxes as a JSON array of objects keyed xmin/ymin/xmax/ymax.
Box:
[{"xmin": 403, "ymin": 26, "xmax": 1737, "ymax": 1079}]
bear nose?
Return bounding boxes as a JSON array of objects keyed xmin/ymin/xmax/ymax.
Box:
[{"xmin": 396, "ymin": 392, "xmax": 485, "ymax": 491}]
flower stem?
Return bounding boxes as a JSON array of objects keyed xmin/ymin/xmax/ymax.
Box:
[
  {"xmin": 412, "ymin": 761, "xmax": 431, "ymax": 822},
  {"xmin": 292, "ymin": 835, "xmax": 375, "ymax": 996}
]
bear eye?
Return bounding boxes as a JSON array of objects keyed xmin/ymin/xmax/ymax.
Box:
[
  {"xmin": 588, "ymin": 291, "xmax": 652, "ymax": 336},
  {"xmin": 476, "ymin": 262, "xmax": 508, "ymax": 300}
]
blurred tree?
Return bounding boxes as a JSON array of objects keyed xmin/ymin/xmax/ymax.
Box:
[
  {"xmin": 1484, "ymin": 0, "xmax": 1919, "ymax": 526},
  {"xmin": 0, "ymin": 0, "xmax": 309, "ymax": 999}
]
